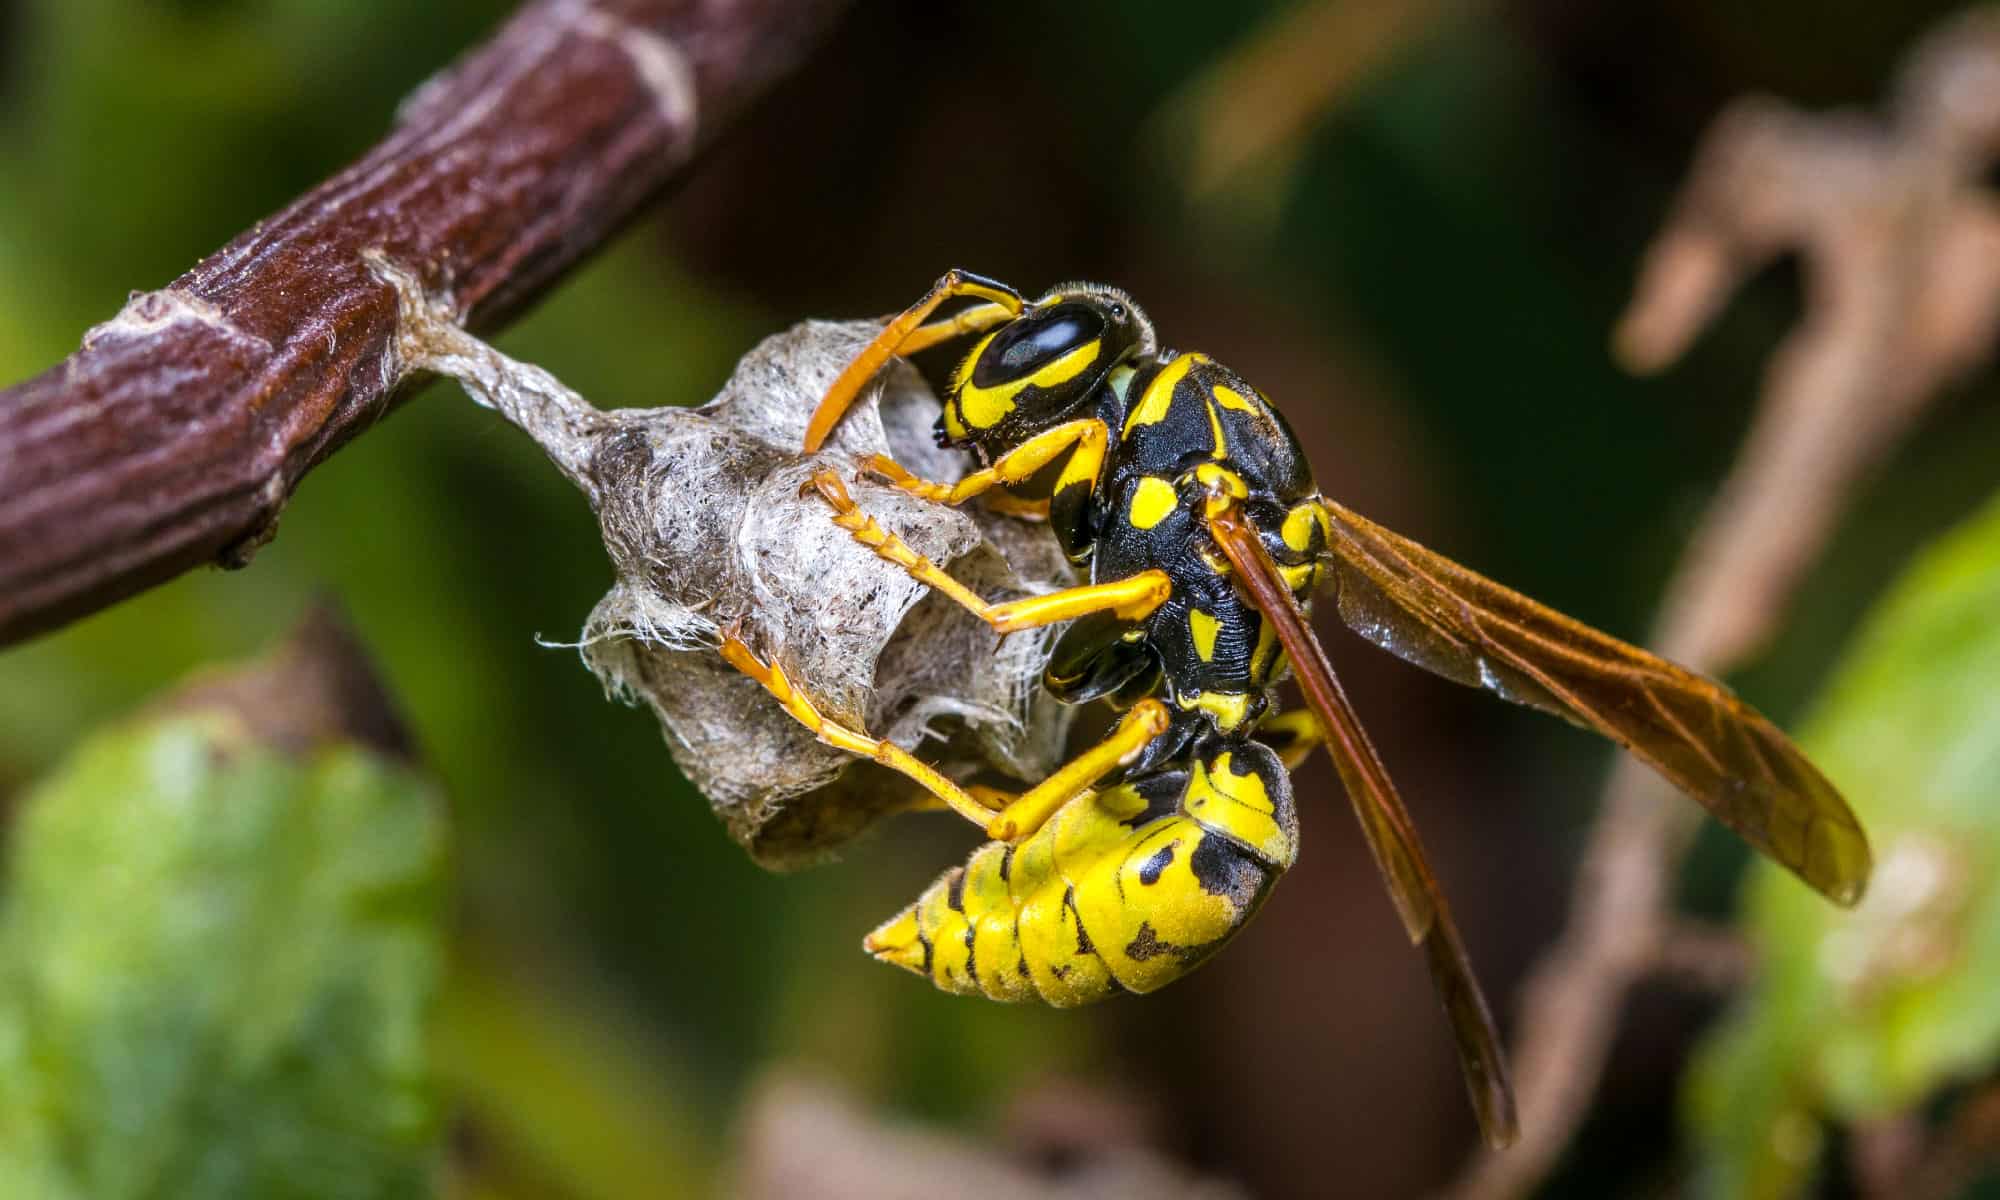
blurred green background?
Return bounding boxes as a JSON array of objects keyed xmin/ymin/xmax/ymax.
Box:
[{"xmin": 5, "ymin": 1, "xmax": 2000, "ymax": 1196}]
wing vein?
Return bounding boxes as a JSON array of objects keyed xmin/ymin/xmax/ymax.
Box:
[{"xmin": 1314, "ymin": 498, "xmax": 1871, "ymax": 904}]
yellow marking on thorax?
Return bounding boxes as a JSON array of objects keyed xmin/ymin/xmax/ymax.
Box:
[
  {"xmin": 1188, "ymin": 609, "xmax": 1220, "ymax": 662},
  {"xmin": 1250, "ymin": 616, "xmax": 1284, "ymax": 680},
  {"xmin": 1122, "ymin": 352, "xmax": 1205, "ymax": 434},
  {"xmin": 1281, "ymin": 503, "xmax": 1320, "ymax": 554},
  {"xmin": 1280, "ymin": 560, "xmax": 1322, "ymax": 596},
  {"xmin": 1210, "ymin": 383, "xmax": 1257, "ymax": 412},
  {"xmin": 958, "ymin": 338, "xmax": 1101, "ymax": 431},
  {"xmin": 1127, "ymin": 476, "xmax": 1179, "ymax": 530},
  {"xmin": 1192, "ymin": 462, "xmax": 1247, "ymax": 500},
  {"xmin": 1204, "ymin": 399, "xmax": 1228, "ymax": 458},
  {"xmin": 1177, "ymin": 689, "xmax": 1252, "ymax": 732}
]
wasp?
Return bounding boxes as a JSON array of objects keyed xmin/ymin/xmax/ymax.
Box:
[{"xmin": 717, "ymin": 269, "xmax": 1873, "ymax": 1147}]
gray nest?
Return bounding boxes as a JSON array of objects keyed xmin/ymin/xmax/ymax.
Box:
[{"xmin": 383, "ymin": 264, "xmax": 1075, "ymax": 867}]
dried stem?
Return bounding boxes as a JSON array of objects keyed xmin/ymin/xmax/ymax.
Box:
[
  {"xmin": 1445, "ymin": 10, "xmax": 2000, "ymax": 1198},
  {"xmin": 0, "ymin": 0, "xmax": 846, "ymax": 646},
  {"xmin": 1650, "ymin": 922, "xmax": 1755, "ymax": 995},
  {"xmin": 732, "ymin": 1074, "xmax": 1246, "ymax": 1200},
  {"xmin": 1153, "ymin": 0, "xmax": 1449, "ymax": 202}
]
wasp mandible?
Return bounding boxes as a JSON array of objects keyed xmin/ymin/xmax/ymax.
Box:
[{"xmin": 718, "ymin": 269, "xmax": 1873, "ymax": 1148}]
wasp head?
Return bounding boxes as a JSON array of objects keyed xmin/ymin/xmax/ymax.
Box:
[{"xmin": 940, "ymin": 285, "xmax": 1156, "ymax": 450}]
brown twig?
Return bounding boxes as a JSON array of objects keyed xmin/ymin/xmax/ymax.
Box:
[
  {"xmin": 0, "ymin": 0, "xmax": 847, "ymax": 647},
  {"xmin": 1445, "ymin": 10, "xmax": 2000, "ymax": 1198},
  {"xmin": 1650, "ymin": 921, "xmax": 1755, "ymax": 995},
  {"xmin": 1152, "ymin": 0, "xmax": 1452, "ymax": 203},
  {"xmin": 731, "ymin": 1073, "xmax": 1247, "ymax": 1200}
]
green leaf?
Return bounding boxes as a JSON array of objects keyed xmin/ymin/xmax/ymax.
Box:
[
  {"xmin": 1688, "ymin": 490, "xmax": 2000, "ymax": 1198},
  {"xmin": 0, "ymin": 711, "xmax": 449, "ymax": 1200}
]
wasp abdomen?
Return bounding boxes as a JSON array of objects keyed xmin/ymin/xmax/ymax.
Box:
[{"xmin": 865, "ymin": 742, "xmax": 1299, "ymax": 1005}]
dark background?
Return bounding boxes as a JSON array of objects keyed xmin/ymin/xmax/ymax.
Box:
[{"xmin": 5, "ymin": 1, "xmax": 2000, "ymax": 1195}]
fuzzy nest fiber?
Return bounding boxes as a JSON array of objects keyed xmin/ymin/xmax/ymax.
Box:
[{"xmin": 384, "ymin": 266, "xmax": 1075, "ymax": 867}]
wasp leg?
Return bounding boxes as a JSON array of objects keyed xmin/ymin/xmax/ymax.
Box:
[
  {"xmin": 974, "ymin": 574, "xmax": 1173, "ymax": 633},
  {"xmin": 966, "ymin": 784, "xmax": 1016, "ymax": 812},
  {"xmin": 718, "ymin": 633, "xmax": 996, "ymax": 832},
  {"xmin": 978, "ymin": 493, "xmax": 1050, "ymax": 521},
  {"xmin": 859, "ymin": 417, "xmax": 1108, "ymax": 508},
  {"xmin": 897, "ymin": 301, "xmax": 1020, "ymax": 356},
  {"xmin": 903, "ymin": 783, "xmax": 1016, "ymax": 816},
  {"xmin": 847, "ymin": 415, "xmax": 1107, "ymax": 563},
  {"xmin": 982, "ymin": 700, "xmax": 1170, "ymax": 842},
  {"xmin": 803, "ymin": 269, "xmax": 1026, "ymax": 453},
  {"xmin": 805, "ymin": 468, "xmax": 1165, "ymax": 633},
  {"xmin": 1257, "ymin": 709, "xmax": 1326, "ymax": 770}
]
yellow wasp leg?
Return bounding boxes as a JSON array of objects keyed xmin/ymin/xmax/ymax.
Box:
[
  {"xmin": 803, "ymin": 269, "xmax": 1026, "ymax": 453},
  {"xmin": 982, "ymin": 700, "xmax": 1171, "ymax": 842},
  {"xmin": 976, "ymin": 573, "xmax": 1172, "ymax": 633},
  {"xmin": 860, "ymin": 417, "xmax": 1110, "ymax": 507},
  {"xmin": 965, "ymin": 784, "xmax": 1017, "ymax": 812},
  {"xmin": 718, "ymin": 633, "xmax": 996, "ymax": 832},
  {"xmin": 905, "ymin": 783, "xmax": 1018, "ymax": 816},
  {"xmin": 896, "ymin": 300, "xmax": 1019, "ymax": 356},
  {"xmin": 979, "ymin": 493, "xmax": 1050, "ymax": 521},
  {"xmin": 806, "ymin": 469, "xmax": 1170, "ymax": 634},
  {"xmin": 1257, "ymin": 709, "xmax": 1326, "ymax": 770}
]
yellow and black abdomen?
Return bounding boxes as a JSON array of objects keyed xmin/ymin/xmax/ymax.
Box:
[{"xmin": 865, "ymin": 741, "xmax": 1300, "ymax": 1005}]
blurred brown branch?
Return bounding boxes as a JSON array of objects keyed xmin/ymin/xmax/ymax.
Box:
[
  {"xmin": 732, "ymin": 1073, "xmax": 1246, "ymax": 1200},
  {"xmin": 1148, "ymin": 0, "xmax": 1457, "ymax": 227},
  {"xmin": 1447, "ymin": 9, "xmax": 2000, "ymax": 1198},
  {"xmin": 0, "ymin": 0, "xmax": 846, "ymax": 647}
]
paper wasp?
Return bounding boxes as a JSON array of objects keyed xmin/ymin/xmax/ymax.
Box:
[{"xmin": 718, "ymin": 269, "xmax": 1873, "ymax": 1147}]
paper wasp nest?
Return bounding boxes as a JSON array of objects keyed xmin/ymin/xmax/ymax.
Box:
[{"xmin": 384, "ymin": 268, "xmax": 1076, "ymax": 867}]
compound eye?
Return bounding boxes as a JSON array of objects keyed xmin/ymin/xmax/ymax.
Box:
[{"xmin": 973, "ymin": 302, "xmax": 1106, "ymax": 387}]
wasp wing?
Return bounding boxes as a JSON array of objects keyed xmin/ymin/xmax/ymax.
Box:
[
  {"xmin": 1422, "ymin": 902, "xmax": 1520, "ymax": 1152},
  {"xmin": 1208, "ymin": 503, "xmax": 1519, "ymax": 1150},
  {"xmin": 1208, "ymin": 506, "xmax": 1432, "ymax": 944},
  {"xmin": 1317, "ymin": 498, "xmax": 1871, "ymax": 905}
]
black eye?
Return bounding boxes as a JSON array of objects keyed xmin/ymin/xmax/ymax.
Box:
[
  {"xmin": 972, "ymin": 302, "xmax": 1106, "ymax": 387},
  {"xmin": 1110, "ymin": 303, "xmax": 1127, "ymax": 319}
]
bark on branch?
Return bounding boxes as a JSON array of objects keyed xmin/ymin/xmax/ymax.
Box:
[{"xmin": 0, "ymin": 0, "xmax": 845, "ymax": 646}]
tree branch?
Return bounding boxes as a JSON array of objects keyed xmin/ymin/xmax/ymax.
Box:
[{"xmin": 0, "ymin": 0, "xmax": 846, "ymax": 646}]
